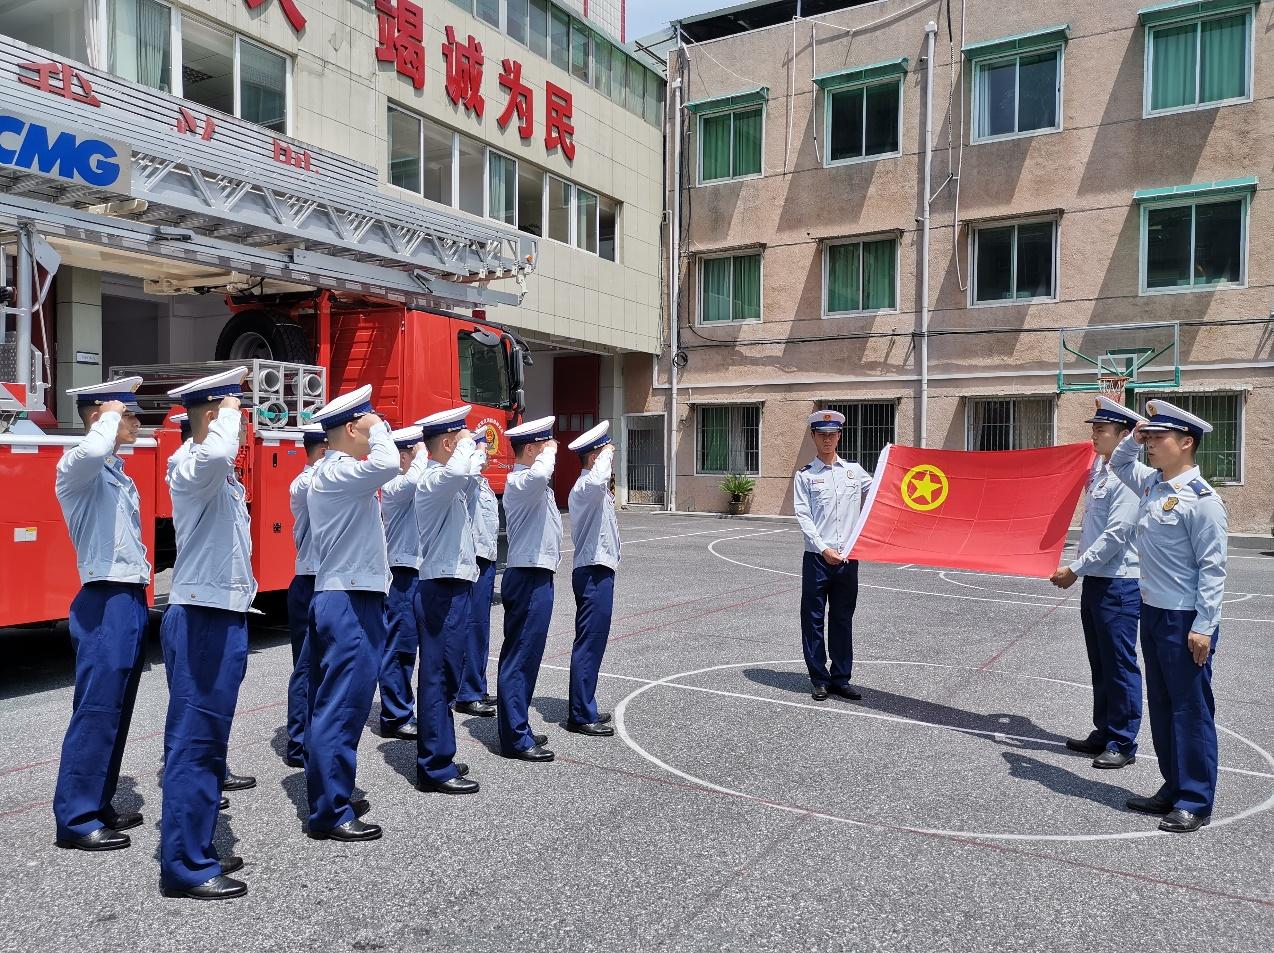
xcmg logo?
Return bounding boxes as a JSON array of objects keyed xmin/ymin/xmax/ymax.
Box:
[{"xmin": 0, "ymin": 112, "xmax": 132, "ymax": 190}]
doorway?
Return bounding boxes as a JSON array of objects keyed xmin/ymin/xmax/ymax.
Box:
[
  {"xmin": 551, "ymin": 353, "xmax": 600, "ymax": 508},
  {"xmin": 624, "ymin": 414, "xmax": 665, "ymax": 505}
]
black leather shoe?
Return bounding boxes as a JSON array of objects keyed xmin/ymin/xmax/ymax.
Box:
[
  {"xmin": 416, "ymin": 775, "xmax": 480, "ymax": 794},
  {"xmin": 828, "ymin": 684, "xmax": 861, "ymax": 701},
  {"xmin": 1159, "ymin": 809, "xmax": 1210, "ymax": 833},
  {"xmin": 456, "ymin": 763, "xmax": 469, "ymax": 777},
  {"xmin": 1092, "ymin": 750, "xmax": 1135, "ymax": 769},
  {"xmin": 1126, "ymin": 793, "xmax": 1173, "ymax": 815},
  {"xmin": 219, "ymin": 856, "xmax": 244, "ymax": 875},
  {"xmin": 533, "ymin": 733, "xmax": 549, "ymax": 746},
  {"xmin": 56, "ymin": 827, "xmax": 130, "ymax": 851},
  {"xmin": 284, "ymin": 756, "xmax": 305, "ymax": 769},
  {"xmin": 308, "ymin": 819, "xmax": 382, "ymax": 842},
  {"xmin": 219, "ymin": 796, "xmax": 230, "ymax": 811},
  {"xmin": 162, "ymin": 875, "xmax": 247, "ymax": 900},
  {"xmin": 811, "ymin": 685, "xmax": 829, "ymax": 701},
  {"xmin": 566, "ymin": 721, "xmax": 614, "ymax": 737},
  {"xmin": 509, "ymin": 744, "xmax": 554, "ymax": 763},
  {"xmin": 223, "ymin": 772, "xmax": 256, "ymax": 791},
  {"xmin": 1065, "ymin": 736, "xmax": 1106, "ymax": 755},
  {"xmin": 383, "ymin": 722, "xmax": 418, "ymax": 740},
  {"xmin": 596, "ymin": 712, "xmax": 612, "ymax": 724},
  {"xmin": 481, "ymin": 693, "xmax": 497, "ymax": 706},
  {"xmin": 352, "ymin": 799, "xmax": 370, "ymax": 819},
  {"xmin": 101, "ymin": 809, "xmax": 143, "ymax": 832},
  {"xmin": 455, "ymin": 700, "xmax": 497, "ymax": 717}
]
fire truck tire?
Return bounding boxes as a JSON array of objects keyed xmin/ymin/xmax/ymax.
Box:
[{"xmin": 215, "ymin": 312, "xmax": 315, "ymax": 364}]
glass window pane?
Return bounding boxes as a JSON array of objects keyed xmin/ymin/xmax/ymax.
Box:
[
  {"xmin": 550, "ymin": 7, "xmax": 570, "ymax": 72},
  {"xmin": 599, "ymin": 196, "xmax": 618, "ymax": 261},
  {"xmin": 826, "ymin": 243, "xmax": 862, "ymax": 312},
  {"xmin": 8, "ymin": 0, "xmax": 90, "ymax": 63},
  {"xmin": 422, "ymin": 118, "xmax": 453, "ymax": 205},
  {"xmin": 529, "ymin": 0, "xmax": 549, "ymax": 58},
  {"xmin": 977, "ymin": 59, "xmax": 1017, "ymax": 138},
  {"xmin": 387, "ymin": 108, "xmax": 421, "ymax": 193},
  {"xmin": 507, "ymin": 0, "xmax": 529, "ymax": 44},
  {"xmin": 1151, "ymin": 23, "xmax": 1198, "ymax": 111},
  {"xmin": 593, "ymin": 35, "xmax": 611, "ymax": 96},
  {"xmin": 974, "ymin": 226, "xmax": 1015, "ymax": 301},
  {"xmin": 517, "ymin": 163, "xmax": 544, "ymax": 237},
  {"xmin": 700, "ymin": 113, "xmax": 732, "ymax": 181},
  {"xmin": 239, "ymin": 40, "xmax": 288, "ymax": 132},
  {"xmin": 861, "ymin": 239, "xmax": 896, "ymax": 309},
  {"xmin": 1193, "ymin": 199, "xmax": 1243, "ymax": 285},
  {"xmin": 645, "ymin": 74, "xmax": 661, "ymax": 125},
  {"xmin": 110, "ymin": 0, "xmax": 172, "ymax": 93},
  {"xmin": 488, "ymin": 151, "xmax": 516, "ymax": 225},
  {"xmin": 1200, "ymin": 14, "xmax": 1248, "ymax": 103},
  {"xmin": 457, "ymin": 331, "xmax": 511, "ymax": 408},
  {"xmin": 448, "ymin": 0, "xmax": 472, "ymax": 11},
  {"xmin": 626, "ymin": 58, "xmax": 645, "ymax": 116},
  {"xmin": 701, "ymin": 257, "xmax": 733, "ymax": 322},
  {"xmin": 476, "ymin": 0, "xmax": 499, "ymax": 27},
  {"xmin": 698, "ymin": 406, "xmax": 729, "ymax": 472},
  {"xmin": 1016, "ymin": 50, "xmax": 1059, "ymax": 132},
  {"xmin": 828, "ymin": 87, "xmax": 864, "ymax": 161},
  {"xmin": 611, "ymin": 49, "xmax": 627, "ymax": 108},
  {"xmin": 1014, "ymin": 222, "xmax": 1055, "ymax": 298},
  {"xmin": 575, "ymin": 187, "xmax": 598, "ymax": 253},
  {"xmin": 570, "ymin": 19, "xmax": 590, "ymax": 82},
  {"xmin": 547, "ymin": 175, "xmax": 572, "ymax": 243},
  {"xmin": 457, "ymin": 134, "xmax": 485, "ymax": 216},
  {"xmin": 181, "ymin": 18, "xmax": 235, "ymax": 116},
  {"xmin": 732, "ymin": 254, "xmax": 761, "ymax": 321},
  {"xmin": 1145, "ymin": 204, "xmax": 1194, "ymax": 289},
  {"xmin": 863, "ymin": 81, "xmax": 900, "ymax": 156},
  {"xmin": 732, "ymin": 107, "xmax": 762, "ymax": 176}
]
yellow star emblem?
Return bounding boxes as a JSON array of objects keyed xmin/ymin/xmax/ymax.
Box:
[{"xmin": 901, "ymin": 464, "xmax": 949, "ymax": 511}]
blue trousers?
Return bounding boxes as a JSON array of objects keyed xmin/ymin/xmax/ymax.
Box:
[
  {"xmin": 497, "ymin": 567, "xmax": 554, "ymax": 755},
  {"xmin": 1078, "ymin": 576, "xmax": 1143, "ymax": 756},
  {"xmin": 569, "ymin": 565, "xmax": 615, "ymax": 726},
  {"xmin": 159, "ymin": 604, "xmax": 248, "ymax": 890},
  {"xmin": 1141, "ymin": 603, "xmax": 1219, "ymax": 815},
  {"xmin": 800, "ymin": 552, "xmax": 857, "ymax": 687},
  {"xmin": 457, "ymin": 557, "xmax": 497, "ymax": 704},
  {"xmin": 53, "ymin": 582, "xmax": 147, "ymax": 840},
  {"xmin": 380, "ymin": 567, "xmax": 420, "ymax": 733},
  {"xmin": 285, "ymin": 574, "xmax": 315, "ymax": 764},
  {"xmin": 305, "ymin": 590, "xmax": 387, "ymax": 833},
  {"xmin": 414, "ymin": 577, "xmax": 470, "ymax": 784}
]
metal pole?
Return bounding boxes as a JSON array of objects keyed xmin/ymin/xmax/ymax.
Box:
[
  {"xmin": 15, "ymin": 222, "xmax": 34, "ymax": 395},
  {"xmin": 919, "ymin": 22, "xmax": 937, "ymax": 448},
  {"xmin": 668, "ymin": 59, "xmax": 683, "ymax": 513}
]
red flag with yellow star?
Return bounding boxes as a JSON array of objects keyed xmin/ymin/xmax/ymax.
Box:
[{"xmin": 843, "ymin": 443, "xmax": 1095, "ymax": 577}]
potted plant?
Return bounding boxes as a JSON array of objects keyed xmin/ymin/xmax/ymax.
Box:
[{"xmin": 720, "ymin": 473, "xmax": 756, "ymax": 515}]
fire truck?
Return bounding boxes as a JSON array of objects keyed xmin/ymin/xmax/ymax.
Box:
[{"xmin": 0, "ymin": 36, "xmax": 537, "ymax": 627}]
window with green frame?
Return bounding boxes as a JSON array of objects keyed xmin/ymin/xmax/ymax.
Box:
[
  {"xmin": 973, "ymin": 47, "xmax": 1061, "ymax": 140},
  {"xmin": 699, "ymin": 107, "xmax": 762, "ymax": 182},
  {"xmin": 827, "ymin": 79, "xmax": 901, "ymax": 162},
  {"xmin": 1137, "ymin": 392, "xmax": 1242, "ymax": 482},
  {"xmin": 1146, "ymin": 10, "xmax": 1251, "ymax": 113},
  {"xmin": 700, "ymin": 253, "xmax": 762, "ymax": 323},
  {"xmin": 825, "ymin": 237, "xmax": 897, "ymax": 314},
  {"xmin": 972, "ymin": 220, "xmax": 1057, "ymax": 303},
  {"xmin": 1142, "ymin": 196, "xmax": 1245, "ymax": 291},
  {"xmin": 697, "ymin": 405, "xmax": 761, "ymax": 474}
]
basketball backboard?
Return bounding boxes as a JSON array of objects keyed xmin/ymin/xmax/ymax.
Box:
[{"xmin": 1058, "ymin": 322, "xmax": 1180, "ymax": 396}]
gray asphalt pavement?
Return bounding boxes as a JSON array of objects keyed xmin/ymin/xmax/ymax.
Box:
[{"xmin": 2, "ymin": 511, "xmax": 1272, "ymax": 952}]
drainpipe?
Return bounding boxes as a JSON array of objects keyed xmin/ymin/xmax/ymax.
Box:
[
  {"xmin": 15, "ymin": 223, "xmax": 34, "ymax": 398},
  {"xmin": 919, "ymin": 21, "xmax": 937, "ymax": 448},
  {"xmin": 668, "ymin": 59, "xmax": 683, "ymax": 512}
]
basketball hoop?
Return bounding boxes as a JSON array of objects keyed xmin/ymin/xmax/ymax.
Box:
[{"xmin": 1098, "ymin": 375, "xmax": 1129, "ymax": 406}]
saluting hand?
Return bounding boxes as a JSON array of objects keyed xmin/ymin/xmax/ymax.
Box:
[
  {"xmin": 1187, "ymin": 631, "xmax": 1212, "ymax": 666},
  {"xmin": 220, "ymin": 395, "xmax": 241, "ymax": 412},
  {"xmin": 1131, "ymin": 421, "xmax": 1149, "ymax": 445},
  {"xmin": 354, "ymin": 413, "xmax": 384, "ymax": 437},
  {"xmin": 412, "ymin": 441, "xmax": 428, "ymax": 460},
  {"xmin": 99, "ymin": 400, "xmax": 127, "ymax": 416},
  {"xmin": 1049, "ymin": 567, "xmax": 1077, "ymax": 589}
]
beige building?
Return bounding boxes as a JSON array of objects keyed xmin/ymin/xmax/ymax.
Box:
[{"xmin": 628, "ymin": 0, "xmax": 1273, "ymax": 535}]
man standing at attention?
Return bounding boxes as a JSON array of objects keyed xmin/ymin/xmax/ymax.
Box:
[
  {"xmin": 565, "ymin": 421, "xmax": 619, "ymax": 738},
  {"xmin": 1050, "ymin": 396, "xmax": 1145, "ymax": 769},
  {"xmin": 53, "ymin": 377, "xmax": 150, "ymax": 853},
  {"xmin": 791, "ymin": 410, "xmax": 872, "ymax": 702},
  {"xmin": 284, "ymin": 425, "xmax": 327, "ymax": 769},
  {"xmin": 456, "ymin": 431, "xmax": 499, "ymax": 718},
  {"xmin": 1110, "ymin": 399, "xmax": 1228, "ymax": 834}
]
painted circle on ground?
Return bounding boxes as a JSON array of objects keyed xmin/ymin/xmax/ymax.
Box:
[{"xmin": 614, "ymin": 658, "xmax": 1274, "ymax": 843}]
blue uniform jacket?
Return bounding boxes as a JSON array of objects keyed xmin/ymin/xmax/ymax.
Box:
[
  {"xmin": 290, "ymin": 463, "xmax": 319, "ymax": 576},
  {"xmin": 414, "ymin": 436, "xmax": 479, "ymax": 582},
  {"xmin": 382, "ymin": 451, "xmax": 429, "ymax": 571},
  {"xmin": 1068, "ymin": 456, "xmax": 1140, "ymax": 579},
  {"xmin": 568, "ymin": 447, "xmax": 620, "ymax": 571},
  {"xmin": 503, "ymin": 446, "xmax": 562, "ymax": 571},
  {"xmin": 792, "ymin": 456, "xmax": 871, "ymax": 556},
  {"xmin": 467, "ymin": 470, "xmax": 500, "ymax": 563}
]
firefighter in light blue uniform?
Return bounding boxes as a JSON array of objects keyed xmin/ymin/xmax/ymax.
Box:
[
  {"xmin": 456, "ymin": 432, "xmax": 500, "ymax": 717},
  {"xmin": 159, "ymin": 366, "xmax": 255, "ymax": 900},
  {"xmin": 378, "ymin": 425, "xmax": 429, "ymax": 740},
  {"xmin": 53, "ymin": 377, "xmax": 150, "ymax": 853},
  {"xmin": 1110, "ymin": 399, "xmax": 1228, "ymax": 834},
  {"xmin": 498, "ymin": 415, "xmax": 561, "ymax": 762},
  {"xmin": 305, "ymin": 385, "xmax": 400, "ymax": 842},
  {"xmin": 413, "ymin": 405, "xmax": 482, "ymax": 794},
  {"xmin": 1050, "ymin": 396, "xmax": 1146, "ymax": 769},
  {"xmin": 792, "ymin": 410, "xmax": 872, "ymax": 702},
  {"xmin": 565, "ymin": 421, "xmax": 620, "ymax": 737},
  {"xmin": 283, "ymin": 425, "xmax": 327, "ymax": 768}
]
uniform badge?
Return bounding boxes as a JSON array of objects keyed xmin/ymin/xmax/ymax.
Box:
[{"xmin": 1163, "ymin": 497, "xmax": 1179, "ymax": 512}]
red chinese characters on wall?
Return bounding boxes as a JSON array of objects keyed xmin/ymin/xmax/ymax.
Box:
[
  {"xmin": 244, "ymin": 0, "xmax": 307, "ymax": 34},
  {"xmin": 544, "ymin": 82, "xmax": 575, "ymax": 161},
  {"xmin": 443, "ymin": 26, "xmax": 485, "ymax": 117},
  {"xmin": 496, "ymin": 59, "xmax": 532, "ymax": 140},
  {"xmin": 376, "ymin": 0, "xmax": 426, "ymax": 91},
  {"xmin": 17, "ymin": 61, "xmax": 100, "ymax": 106}
]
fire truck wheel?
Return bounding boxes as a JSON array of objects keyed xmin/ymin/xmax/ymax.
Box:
[{"xmin": 215, "ymin": 311, "xmax": 315, "ymax": 364}]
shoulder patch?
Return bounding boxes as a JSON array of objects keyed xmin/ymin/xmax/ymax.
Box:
[
  {"xmin": 799, "ymin": 464, "xmax": 813, "ymax": 472},
  {"xmin": 1187, "ymin": 478, "xmax": 1213, "ymax": 497}
]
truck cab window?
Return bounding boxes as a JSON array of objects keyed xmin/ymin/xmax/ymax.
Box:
[{"xmin": 458, "ymin": 332, "xmax": 512, "ymax": 408}]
